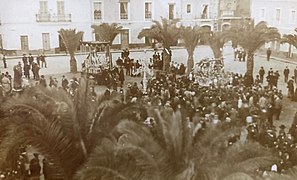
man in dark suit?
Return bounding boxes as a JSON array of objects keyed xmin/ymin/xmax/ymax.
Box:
[
  {"xmin": 22, "ymin": 54, "xmax": 28, "ymax": 65},
  {"xmin": 28, "ymin": 53, "xmax": 34, "ymax": 66},
  {"xmin": 267, "ymin": 48, "xmax": 272, "ymax": 61}
]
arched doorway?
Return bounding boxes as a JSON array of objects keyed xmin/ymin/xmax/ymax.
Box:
[
  {"xmin": 200, "ymin": 25, "xmax": 212, "ymax": 45},
  {"xmin": 221, "ymin": 23, "xmax": 231, "ymax": 31}
]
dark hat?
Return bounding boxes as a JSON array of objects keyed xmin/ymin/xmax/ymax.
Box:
[{"xmin": 279, "ymin": 124, "xmax": 286, "ymax": 129}]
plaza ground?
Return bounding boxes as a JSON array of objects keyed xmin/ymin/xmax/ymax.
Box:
[{"xmin": 1, "ymin": 44, "xmax": 297, "ymax": 131}]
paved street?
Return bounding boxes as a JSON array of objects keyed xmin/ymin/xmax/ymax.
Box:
[{"xmin": 1, "ymin": 45, "xmax": 297, "ymax": 129}]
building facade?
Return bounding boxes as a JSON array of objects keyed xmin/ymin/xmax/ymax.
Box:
[
  {"xmin": 0, "ymin": 0, "xmax": 245, "ymax": 55},
  {"xmin": 251, "ymin": 0, "xmax": 297, "ymax": 53}
]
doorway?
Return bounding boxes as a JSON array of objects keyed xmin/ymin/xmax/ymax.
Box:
[{"xmin": 120, "ymin": 29, "xmax": 129, "ymax": 49}]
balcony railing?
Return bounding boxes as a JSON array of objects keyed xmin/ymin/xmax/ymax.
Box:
[
  {"xmin": 36, "ymin": 13, "xmax": 71, "ymax": 22},
  {"xmin": 120, "ymin": 13, "xmax": 128, "ymax": 19},
  {"xmin": 145, "ymin": 12, "xmax": 152, "ymax": 19},
  {"xmin": 53, "ymin": 14, "xmax": 72, "ymax": 22},
  {"xmin": 36, "ymin": 13, "xmax": 51, "ymax": 22},
  {"xmin": 221, "ymin": 10, "xmax": 234, "ymax": 17}
]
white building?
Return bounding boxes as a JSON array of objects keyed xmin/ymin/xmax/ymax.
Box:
[
  {"xmin": 0, "ymin": 0, "xmax": 222, "ymax": 55},
  {"xmin": 251, "ymin": 0, "xmax": 297, "ymax": 53}
]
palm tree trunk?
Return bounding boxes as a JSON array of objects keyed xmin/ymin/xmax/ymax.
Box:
[
  {"xmin": 210, "ymin": 44, "xmax": 222, "ymax": 59},
  {"xmin": 246, "ymin": 53, "xmax": 254, "ymax": 76},
  {"xmin": 163, "ymin": 48, "xmax": 171, "ymax": 72},
  {"xmin": 70, "ymin": 52, "xmax": 78, "ymax": 73},
  {"xmin": 288, "ymin": 44, "xmax": 292, "ymax": 58},
  {"xmin": 187, "ymin": 49, "xmax": 194, "ymax": 74}
]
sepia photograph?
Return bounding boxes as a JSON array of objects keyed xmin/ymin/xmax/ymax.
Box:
[{"xmin": 0, "ymin": 0, "xmax": 297, "ymax": 179}]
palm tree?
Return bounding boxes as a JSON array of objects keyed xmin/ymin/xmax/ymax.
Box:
[
  {"xmin": 138, "ymin": 18, "xmax": 180, "ymax": 72},
  {"xmin": 236, "ymin": 21, "xmax": 280, "ymax": 76},
  {"xmin": 281, "ymin": 28, "xmax": 297, "ymax": 58},
  {"xmin": 76, "ymin": 108, "xmax": 195, "ymax": 180},
  {"xmin": 91, "ymin": 23, "xmax": 123, "ymax": 45},
  {"xmin": 0, "ymin": 81, "xmax": 147, "ymax": 179},
  {"xmin": 76, "ymin": 107, "xmax": 275, "ymax": 180},
  {"xmin": 201, "ymin": 27, "xmax": 238, "ymax": 61},
  {"xmin": 59, "ymin": 28, "xmax": 84, "ymax": 73},
  {"xmin": 180, "ymin": 26, "xmax": 204, "ymax": 73}
]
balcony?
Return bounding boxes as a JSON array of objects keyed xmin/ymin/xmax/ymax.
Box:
[
  {"xmin": 36, "ymin": 13, "xmax": 51, "ymax": 22},
  {"xmin": 120, "ymin": 13, "xmax": 128, "ymax": 19},
  {"xmin": 145, "ymin": 12, "xmax": 152, "ymax": 19},
  {"xmin": 53, "ymin": 14, "xmax": 72, "ymax": 22},
  {"xmin": 36, "ymin": 13, "xmax": 72, "ymax": 22}
]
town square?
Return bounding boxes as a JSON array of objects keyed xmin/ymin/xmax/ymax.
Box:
[{"xmin": 1, "ymin": 0, "xmax": 297, "ymax": 179}]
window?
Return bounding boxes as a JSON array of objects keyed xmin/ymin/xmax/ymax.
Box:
[
  {"xmin": 201, "ymin": 5, "xmax": 208, "ymax": 19},
  {"xmin": 20, "ymin": 36, "xmax": 29, "ymax": 51},
  {"xmin": 169, "ymin": 4, "xmax": 174, "ymax": 19},
  {"xmin": 260, "ymin": 9, "xmax": 265, "ymax": 18},
  {"xmin": 187, "ymin": 4, "xmax": 191, "ymax": 13},
  {"xmin": 57, "ymin": 1, "xmax": 65, "ymax": 15},
  {"xmin": 120, "ymin": 2, "xmax": 128, "ymax": 19},
  {"xmin": 39, "ymin": 1, "xmax": 48, "ymax": 14},
  {"xmin": 276, "ymin": 9, "xmax": 281, "ymax": 21},
  {"xmin": 145, "ymin": 2, "xmax": 152, "ymax": 19},
  {"xmin": 291, "ymin": 10, "xmax": 296, "ymax": 23},
  {"xmin": 93, "ymin": 2, "xmax": 102, "ymax": 20}
]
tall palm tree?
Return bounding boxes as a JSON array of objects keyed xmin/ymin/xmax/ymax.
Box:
[
  {"xmin": 138, "ymin": 18, "xmax": 180, "ymax": 72},
  {"xmin": 91, "ymin": 23, "xmax": 123, "ymax": 45},
  {"xmin": 237, "ymin": 21, "xmax": 280, "ymax": 76},
  {"xmin": 180, "ymin": 25, "xmax": 204, "ymax": 73},
  {"xmin": 201, "ymin": 27, "xmax": 238, "ymax": 60},
  {"xmin": 281, "ymin": 28, "xmax": 297, "ymax": 58},
  {"xmin": 59, "ymin": 28, "xmax": 84, "ymax": 73},
  {"xmin": 0, "ymin": 81, "xmax": 147, "ymax": 179}
]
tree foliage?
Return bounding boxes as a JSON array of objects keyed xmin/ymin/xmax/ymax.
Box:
[
  {"xmin": 138, "ymin": 18, "xmax": 180, "ymax": 49},
  {"xmin": 180, "ymin": 26, "xmax": 204, "ymax": 73},
  {"xmin": 58, "ymin": 28, "xmax": 84, "ymax": 73},
  {"xmin": 91, "ymin": 23, "xmax": 123, "ymax": 45},
  {"xmin": 0, "ymin": 80, "xmax": 147, "ymax": 179},
  {"xmin": 59, "ymin": 28, "xmax": 83, "ymax": 56},
  {"xmin": 236, "ymin": 21, "xmax": 280, "ymax": 55},
  {"xmin": 282, "ymin": 34, "xmax": 297, "ymax": 48}
]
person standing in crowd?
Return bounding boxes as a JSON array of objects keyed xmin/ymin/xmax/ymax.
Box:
[
  {"xmin": 39, "ymin": 75, "xmax": 47, "ymax": 88},
  {"xmin": 259, "ymin": 67, "xmax": 265, "ymax": 83},
  {"xmin": 274, "ymin": 71, "xmax": 280, "ymax": 88},
  {"xmin": 32, "ymin": 62, "xmax": 40, "ymax": 80},
  {"xmin": 242, "ymin": 50, "xmax": 246, "ymax": 62},
  {"xmin": 287, "ymin": 77, "xmax": 295, "ymax": 99},
  {"xmin": 294, "ymin": 66, "xmax": 297, "ymax": 83},
  {"xmin": 2, "ymin": 54, "xmax": 7, "ymax": 68},
  {"xmin": 40, "ymin": 53, "xmax": 47, "ymax": 68},
  {"xmin": 62, "ymin": 75, "xmax": 69, "ymax": 91},
  {"xmin": 13, "ymin": 62, "xmax": 23, "ymax": 89},
  {"xmin": 1, "ymin": 74, "xmax": 11, "ymax": 96},
  {"xmin": 49, "ymin": 76, "xmax": 58, "ymax": 88},
  {"xmin": 274, "ymin": 94, "xmax": 282, "ymax": 121},
  {"xmin": 28, "ymin": 53, "xmax": 34, "ymax": 67},
  {"xmin": 119, "ymin": 66, "xmax": 125, "ymax": 87},
  {"xmin": 284, "ymin": 66, "xmax": 290, "ymax": 83},
  {"xmin": 22, "ymin": 54, "xmax": 28, "ymax": 65},
  {"xmin": 267, "ymin": 48, "xmax": 272, "ymax": 61},
  {"xmin": 24, "ymin": 63, "xmax": 30, "ymax": 79},
  {"xmin": 29, "ymin": 153, "xmax": 41, "ymax": 180}
]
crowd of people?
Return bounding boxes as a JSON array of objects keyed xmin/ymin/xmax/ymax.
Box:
[{"xmin": 2, "ymin": 48, "xmax": 297, "ymax": 178}]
